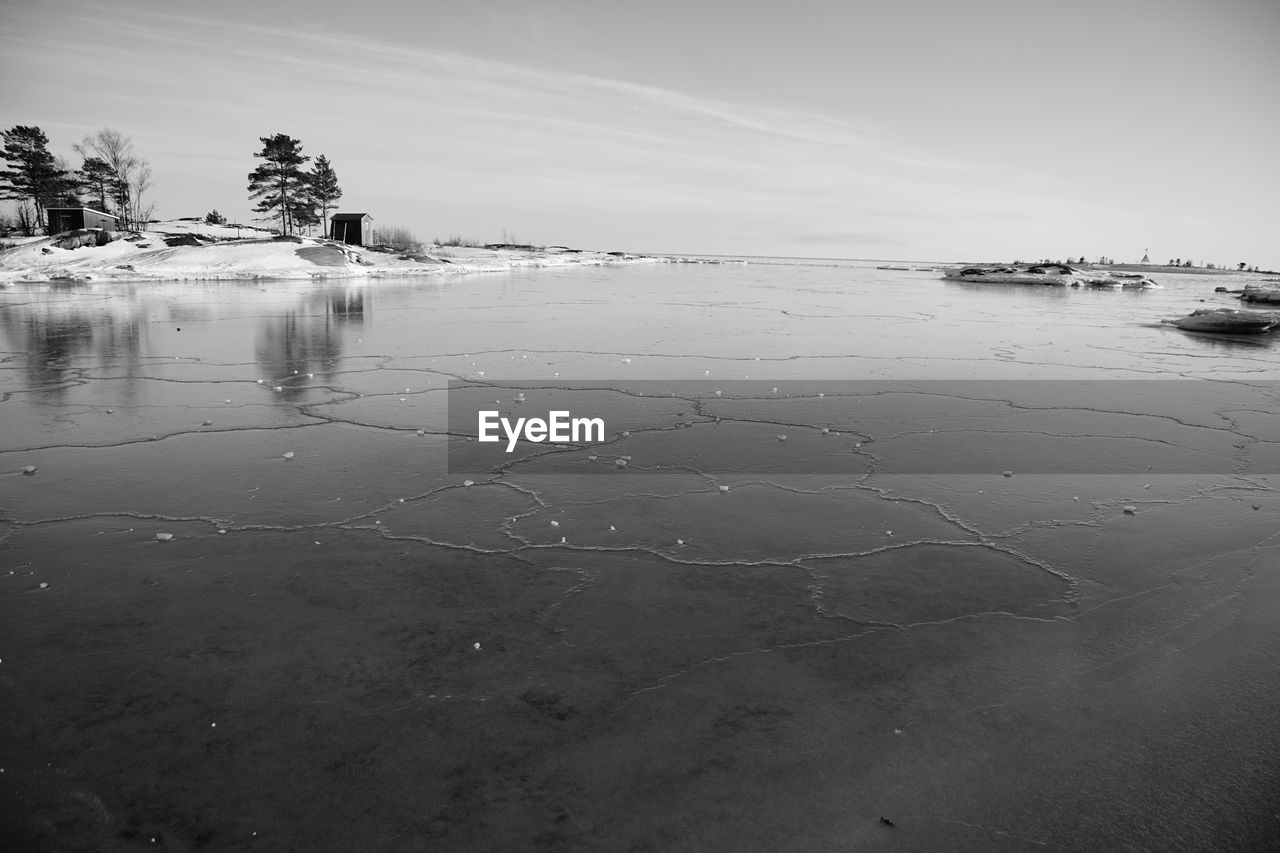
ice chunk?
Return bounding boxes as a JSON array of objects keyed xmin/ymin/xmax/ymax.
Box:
[{"xmin": 156, "ymin": 532, "xmax": 174, "ymax": 541}]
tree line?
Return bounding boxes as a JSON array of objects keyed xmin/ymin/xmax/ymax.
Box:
[
  {"xmin": 0, "ymin": 126, "xmax": 345, "ymax": 240},
  {"xmin": 0, "ymin": 125, "xmax": 153, "ymax": 234},
  {"xmin": 247, "ymin": 134, "xmax": 341, "ymax": 238}
]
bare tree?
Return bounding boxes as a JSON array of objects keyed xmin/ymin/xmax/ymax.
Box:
[
  {"xmin": 130, "ymin": 161, "xmax": 154, "ymax": 228},
  {"xmin": 74, "ymin": 128, "xmax": 152, "ymax": 230},
  {"xmin": 14, "ymin": 200, "xmax": 36, "ymax": 236}
]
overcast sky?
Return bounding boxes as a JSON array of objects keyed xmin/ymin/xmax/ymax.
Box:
[{"xmin": 3, "ymin": 0, "xmax": 1277, "ymax": 264}]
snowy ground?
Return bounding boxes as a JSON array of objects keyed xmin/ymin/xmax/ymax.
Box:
[{"xmin": 0, "ymin": 219, "xmax": 665, "ymax": 283}]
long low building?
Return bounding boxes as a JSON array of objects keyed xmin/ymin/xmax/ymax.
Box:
[{"xmin": 46, "ymin": 207, "xmax": 119, "ymax": 234}]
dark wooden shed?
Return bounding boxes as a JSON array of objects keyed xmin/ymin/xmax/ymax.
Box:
[
  {"xmin": 46, "ymin": 207, "xmax": 118, "ymax": 235},
  {"xmin": 330, "ymin": 213, "xmax": 374, "ymax": 246}
]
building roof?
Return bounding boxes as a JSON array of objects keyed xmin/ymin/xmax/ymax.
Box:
[
  {"xmin": 46, "ymin": 206, "xmax": 118, "ymax": 218},
  {"xmin": 330, "ymin": 213, "xmax": 373, "ymax": 221}
]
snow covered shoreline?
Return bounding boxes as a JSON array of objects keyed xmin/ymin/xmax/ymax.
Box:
[{"xmin": 0, "ymin": 219, "xmax": 668, "ymax": 284}]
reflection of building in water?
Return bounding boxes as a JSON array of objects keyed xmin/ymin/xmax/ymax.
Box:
[
  {"xmin": 330, "ymin": 288, "xmax": 364, "ymax": 324},
  {"xmin": 255, "ymin": 285, "xmax": 368, "ymax": 397}
]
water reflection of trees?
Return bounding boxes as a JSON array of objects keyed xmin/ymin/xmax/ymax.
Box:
[
  {"xmin": 0, "ymin": 284, "xmax": 367, "ymax": 402},
  {"xmin": 0, "ymin": 298, "xmax": 142, "ymax": 399},
  {"xmin": 254, "ymin": 286, "xmax": 366, "ymax": 399}
]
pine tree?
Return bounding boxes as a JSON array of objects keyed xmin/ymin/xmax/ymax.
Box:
[
  {"xmin": 308, "ymin": 155, "xmax": 343, "ymax": 239},
  {"xmin": 247, "ymin": 133, "xmax": 310, "ymax": 236},
  {"xmin": 78, "ymin": 157, "xmax": 117, "ymax": 213},
  {"xmin": 289, "ymin": 195, "xmax": 321, "ymax": 236},
  {"xmin": 0, "ymin": 125, "xmax": 70, "ymax": 230}
]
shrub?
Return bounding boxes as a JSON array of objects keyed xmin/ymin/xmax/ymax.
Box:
[
  {"xmin": 373, "ymin": 225, "xmax": 422, "ymax": 251},
  {"xmin": 204, "ymin": 210, "xmax": 227, "ymax": 225},
  {"xmin": 434, "ymin": 234, "xmax": 484, "ymax": 248}
]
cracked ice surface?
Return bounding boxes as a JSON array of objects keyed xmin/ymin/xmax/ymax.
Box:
[{"xmin": 1, "ymin": 265, "xmax": 1278, "ymax": 851}]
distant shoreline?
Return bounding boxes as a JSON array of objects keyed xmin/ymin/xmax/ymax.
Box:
[
  {"xmin": 0, "ymin": 221, "xmax": 668, "ymax": 284},
  {"xmin": 1080, "ymin": 262, "xmax": 1237, "ymax": 276}
]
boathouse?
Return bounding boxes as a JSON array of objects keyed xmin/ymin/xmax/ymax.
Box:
[
  {"xmin": 45, "ymin": 207, "xmax": 118, "ymax": 235},
  {"xmin": 330, "ymin": 213, "xmax": 374, "ymax": 246}
]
